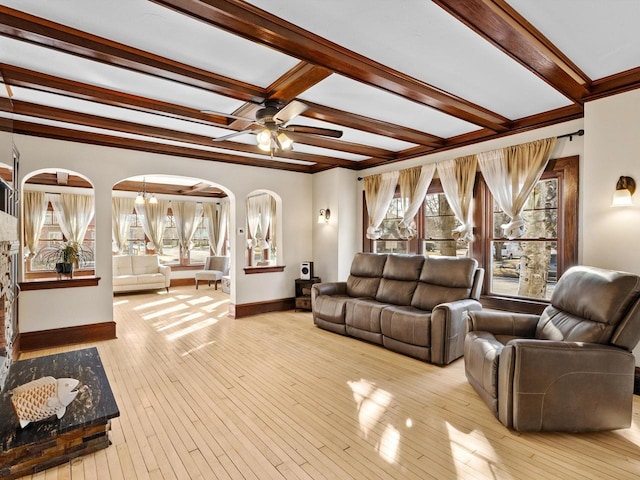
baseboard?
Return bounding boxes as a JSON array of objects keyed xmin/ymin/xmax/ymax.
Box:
[
  {"xmin": 19, "ymin": 321, "xmax": 117, "ymax": 352},
  {"xmin": 170, "ymin": 278, "xmax": 195, "ymax": 287},
  {"xmin": 231, "ymin": 297, "xmax": 295, "ymax": 318}
]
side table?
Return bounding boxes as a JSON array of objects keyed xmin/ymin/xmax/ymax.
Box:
[{"xmin": 295, "ymin": 277, "xmax": 321, "ymax": 311}]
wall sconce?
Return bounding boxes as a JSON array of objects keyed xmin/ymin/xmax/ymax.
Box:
[
  {"xmin": 318, "ymin": 208, "xmax": 331, "ymax": 224},
  {"xmin": 611, "ymin": 176, "xmax": 635, "ymax": 207}
]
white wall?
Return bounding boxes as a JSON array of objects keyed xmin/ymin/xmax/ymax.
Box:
[
  {"xmin": 15, "ymin": 134, "xmax": 313, "ymax": 332},
  {"xmin": 583, "ymin": 90, "xmax": 640, "ymax": 365},
  {"xmin": 312, "ymin": 168, "xmax": 359, "ymax": 282},
  {"xmin": 583, "ymin": 89, "xmax": 640, "ymax": 272}
]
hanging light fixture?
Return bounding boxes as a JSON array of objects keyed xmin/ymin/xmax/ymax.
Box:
[{"xmin": 135, "ymin": 177, "xmax": 158, "ymax": 205}]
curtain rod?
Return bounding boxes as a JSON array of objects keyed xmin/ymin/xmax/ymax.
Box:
[{"xmin": 356, "ymin": 129, "xmax": 584, "ymax": 181}]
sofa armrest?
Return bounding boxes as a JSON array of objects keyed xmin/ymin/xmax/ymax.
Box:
[
  {"xmin": 430, "ymin": 299, "xmax": 483, "ymax": 365},
  {"xmin": 311, "ymin": 282, "xmax": 346, "ymax": 300},
  {"xmin": 499, "ymin": 340, "xmax": 635, "ymax": 431},
  {"xmin": 159, "ymin": 265, "xmax": 171, "ymax": 287},
  {"xmin": 468, "ymin": 310, "xmax": 539, "ymax": 337}
]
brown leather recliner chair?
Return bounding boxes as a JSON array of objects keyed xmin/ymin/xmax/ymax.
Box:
[{"xmin": 465, "ymin": 265, "xmax": 640, "ymax": 432}]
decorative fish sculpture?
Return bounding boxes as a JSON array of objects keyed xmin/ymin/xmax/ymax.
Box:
[{"xmin": 10, "ymin": 376, "xmax": 80, "ymax": 428}]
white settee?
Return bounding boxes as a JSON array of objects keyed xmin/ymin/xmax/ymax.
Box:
[{"xmin": 112, "ymin": 255, "xmax": 171, "ymax": 293}]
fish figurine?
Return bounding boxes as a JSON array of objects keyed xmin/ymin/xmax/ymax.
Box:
[{"xmin": 10, "ymin": 376, "xmax": 80, "ymax": 428}]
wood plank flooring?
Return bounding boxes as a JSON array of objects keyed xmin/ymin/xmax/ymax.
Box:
[{"xmin": 17, "ymin": 285, "xmax": 640, "ymax": 479}]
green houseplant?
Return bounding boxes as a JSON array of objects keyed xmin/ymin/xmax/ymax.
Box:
[{"xmin": 34, "ymin": 241, "xmax": 94, "ymax": 278}]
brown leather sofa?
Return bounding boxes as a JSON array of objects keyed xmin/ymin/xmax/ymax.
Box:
[
  {"xmin": 311, "ymin": 253, "xmax": 484, "ymax": 365},
  {"xmin": 465, "ymin": 265, "xmax": 640, "ymax": 432}
]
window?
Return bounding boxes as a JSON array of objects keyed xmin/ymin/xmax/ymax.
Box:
[
  {"xmin": 488, "ymin": 178, "xmax": 558, "ymax": 300},
  {"xmin": 29, "ymin": 204, "xmax": 96, "ymax": 272},
  {"xmin": 362, "ymin": 155, "xmax": 578, "ymax": 310},
  {"xmin": 246, "ymin": 192, "xmax": 278, "ymax": 267},
  {"xmin": 125, "ymin": 208, "xmax": 211, "ymax": 266},
  {"xmin": 372, "ymin": 197, "xmax": 409, "ymax": 254},
  {"xmin": 423, "ymin": 189, "xmax": 469, "ymax": 258}
]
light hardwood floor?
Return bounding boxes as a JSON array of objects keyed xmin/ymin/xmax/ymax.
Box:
[{"xmin": 19, "ymin": 285, "xmax": 640, "ymax": 479}]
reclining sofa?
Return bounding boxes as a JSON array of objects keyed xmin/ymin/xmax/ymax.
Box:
[{"xmin": 311, "ymin": 253, "xmax": 484, "ymax": 365}]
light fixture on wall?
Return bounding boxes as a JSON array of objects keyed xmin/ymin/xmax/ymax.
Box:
[
  {"xmin": 318, "ymin": 208, "xmax": 331, "ymax": 224},
  {"xmin": 135, "ymin": 177, "xmax": 158, "ymax": 205},
  {"xmin": 611, "ymin": 176, "xmax": 635, "ymax": 207}
]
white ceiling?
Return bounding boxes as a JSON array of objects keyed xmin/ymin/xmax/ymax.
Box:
[{"xmin": 1, "ymin": 0, "xmax": 640, "ymax": 172}]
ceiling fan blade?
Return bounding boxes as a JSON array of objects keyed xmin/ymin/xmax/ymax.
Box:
[
  {"xmin": 284, "ymin": 125, "xmax": 343, "ymax": 138},
  {"xmin": 202, "ymin": 109, "xmax": 254, "ymax": 122},
  {"xmin": 274, "ymin": 100, "xmax": 308, "ymax": 124},
  {"xmin": 213, "ymin": 130, "xmax": 253, "ymax": 142}
]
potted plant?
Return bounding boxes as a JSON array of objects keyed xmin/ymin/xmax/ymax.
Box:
[{"xmin": 34, "ymin": 241, "xmax": 94, "ymax": 278}]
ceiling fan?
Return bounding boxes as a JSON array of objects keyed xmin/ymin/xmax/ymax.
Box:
[{"xmin": 207, "ymin": 100, "xmax": 343, "ymax": 154}]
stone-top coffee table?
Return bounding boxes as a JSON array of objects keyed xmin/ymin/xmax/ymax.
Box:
[{"xmin": 0, "ymin": 347, "xmax": 119, "ymax": 479}]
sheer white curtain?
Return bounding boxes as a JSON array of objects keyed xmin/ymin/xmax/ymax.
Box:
[
  {"xmin": 246, "ymin": 195, "xmax": 263, "ymax": 249},
  {"xmin": 437, "ymin": 155, "xmax": 477, "ymax": 242},
  {"xmin": 398, "ymin": 164, "xmax": 435, "ymax": 239},
  {"xmin": 204, "ymin": 201, "xmax": 229, "ymax": 256},
  {"xmin": 364, "ymin": 171, "xmax": 399, "ymax": 239},
  {"xmin": 172, "ymin": 200, "xmax": 202, "ymax": 258},
  {"xmin": 135, "ymin": 200, "xmax": 168, "ymax": 252},
  {"xmin": 256, "ymin": 194, "xmax": 272, "ymax": 250},
  {"xmin": 24, "ymin": 190, "xmax": 48, "ymax": 256},
  {"xmin": 268, "ymin": 196, "xmax": 276, "ymax": 252},
  {"xmin": 478, "ymin": 137, "xmax": 557, "ymax": 239},
  {"xmin": 112, "ymin": 197, "xmax": 135, "ymax": 254},
  {"xmin": 50, "ymin": 193, "xmax": 95, "ymax": 243}
]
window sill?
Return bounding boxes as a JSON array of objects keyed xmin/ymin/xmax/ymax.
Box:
[
  {"xmin": 20, "ymin": 276, "xmax": 101, "ymax": 291},
  {"xmin": 244, "ymin": 265, "xmax": 285, "ymax": 274}
]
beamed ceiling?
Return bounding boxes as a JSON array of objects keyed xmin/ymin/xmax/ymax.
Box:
[{"xmin": 1, "ymin": 1, "xmax": 640, "ymax": 174}]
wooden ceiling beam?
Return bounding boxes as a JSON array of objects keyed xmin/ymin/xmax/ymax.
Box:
[
  {"xmin": 1, "ymin": 64, "xmax": 233, "ymax": 126},
  {"xmin": 0, "ymin": 5, "xmax": 265, "ymax": 103},
  {"xmin": 13, "ymin": 120, "xmax": 317, "ymax": 173},
  {"xmin": 152, "ymin": 0, "xmax": 510, "ymax": 132},
  {"xmin": 11, "ymin": 101, "xmax": 357, "ymax": 168},
  {"xmin": 433, "ymin": 0, "xmax": 590, "ymax": 102},
  {"xmin": 301, "ymin": 101, "xmax": 445, "ymax": 147}
]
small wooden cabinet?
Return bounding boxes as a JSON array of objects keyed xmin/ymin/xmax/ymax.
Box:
[{"xmin": 295, "ymin": 277, "xmax": 321, "ymax": 311}]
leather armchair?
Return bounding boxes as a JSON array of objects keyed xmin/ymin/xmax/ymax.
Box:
[{"xmin": 465, "ymin": 265, "xmax": 640, "ymax": 432}]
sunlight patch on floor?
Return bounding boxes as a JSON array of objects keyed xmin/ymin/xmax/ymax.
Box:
[
  {"xmin": 157, "ymin": 312, "xmax": 205, "ymax": 331},
  {"xmin": 142, "ymin": 303, "xmax": 188, "ymax": 320},
  {"xmin": 180, "ymin": 340, "xmax": 217, "ymax": 357},
  {"xmin": 348, "ymin": 378, "xmax": 398, "ymax": 463},
  {"xmin": 445, "ymin": 421, "xmax": 498, "ymax": 476},
  {"xmin": 113, "ymin": 299, "xmax": 129, "ymax": 306},
  {"xmin": 134, "ymin": 297, "xmax": 175, "ymax": 310},
  {"xmin": 187, "ymin": 296, "xmax": 214, "ymax": 305},
  {"xmin": 201, "ymin": 299, "xmax": 230, "ymax": 313},
  {"xmin": 167, "ymin": 318, "xmax": 218, "ymax": 341}
]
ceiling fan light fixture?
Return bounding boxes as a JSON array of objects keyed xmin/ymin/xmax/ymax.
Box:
[
  {"xmin": 256, "ymin": 129, "xmax": 271, "ymax": 146},
  {"xmin": 277, "ymin": 132, "xmax": 293, "ymax": 150}
]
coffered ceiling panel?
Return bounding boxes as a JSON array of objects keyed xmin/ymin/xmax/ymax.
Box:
[{"xmin": 1, "ymin": 0, "xmax": 639, "ymax": 173}]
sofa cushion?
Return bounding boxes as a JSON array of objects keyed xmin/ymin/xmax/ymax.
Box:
[
  {"xmin": 136, "ymin": 273, "xmax": 165, "ymax": 285},
  {"xmin": 112, "ymin": 274, "xmax": 137, "ymax": 286},
  {"xmin": 380, "ymin": 305, "xmax": 431, "ymax": 347},
  {"xmin": 345, "ymin": 298, "xmax": 387, "ymax": 344},
  {"xmin": 113, "ymin": 256, "xmax": 133, "ymax": 276},
  {"xmin": 131, "ymin": 255, "xmax": 160, "ymax": 275},
  {"xmin": 376, "ymin": 255, "xmax": 424, "ymax": 306},
  {"xmin": 411, "ymin": 256, "xmax": 477, "ymax": 311},
  {"xmin": 346, "ymin": 253, "xmax": 387, "ymax": 298},
  {"xmin": 314, "ymin": 295, "xmax": 351, "ymax": 326}
]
